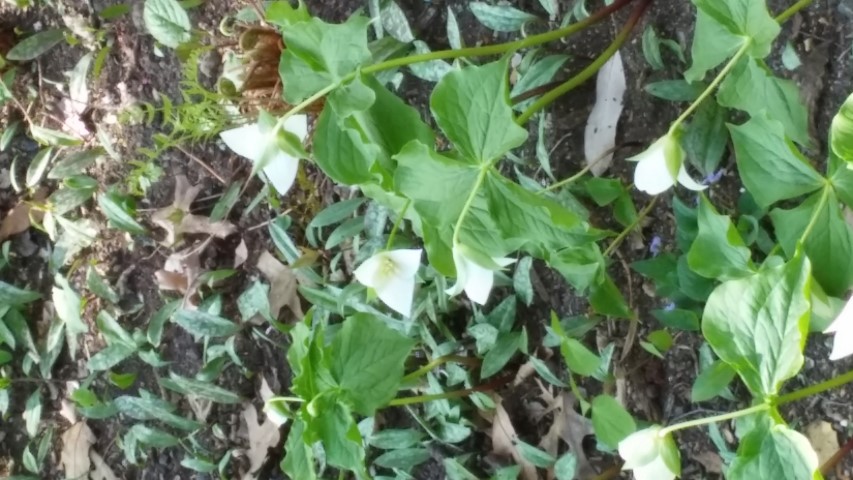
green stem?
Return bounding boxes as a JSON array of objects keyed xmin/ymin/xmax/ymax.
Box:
[
  {"xmin": 517, "ymin": 0, "xmax": 651, "ymax": 124},
  {"xmin": 775, "ymin": 0, "xmax": 813, "ymax": 23},
  {"xmin": 401, "ymin": 355, "xmax": 478, "ymax": 384},
  {"xmin": 541, "ymin": 163, "xmax": 594, "ymax": 193},
  {"xmin": 389, "ymin": 375, "xmax": 507, "ymax": 407},
  {"xmin": 267, "ymin": 396, "xmax": 305, "ymax": 404},
  {"xmin": 385, "ymin": 199, "xmax": 411, "ymax": 250},
  {"xmin": 603, "ymin": 196, "xmax": 658, "ymax": 257},
  {"xmin": 669, "ymin": 39, "xmax": 751, "ymax": 133},
  {"xmin": 798, "ymin": 185, "xmax": 830, "ymax": 245},
  {"xmin": 659, "ymin": 403, "xmax": 770, "ymax": 437},
  {"xmin": 776, "ymin": 367, "xmax": 853, "ymax": 406},
  {"xmin": 452, "ymin": 167, "xmax": 490, "ymax": 246},
  {"xmin": 278, "ymin": 0, "xmax": 637, "ymax": 124}
]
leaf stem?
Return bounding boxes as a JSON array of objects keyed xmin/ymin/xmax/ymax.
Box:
[
  {"xmin": 401, "ymin": 355, "xmax": 479, "ymax": 384},
  {"xmin": 385, "ymin": 199, "xmax": 411, "ymax": 250},
  {"xmin": 603, "ymin": 196, "xmax": 658, "ymax": 257},
  {"xmin": 668, "ymin": 39, "xmax": 751, "ymax": 133},
  {"xmin": 775, "ymin": 367, "xmax": 853, "ymax": 406},
  {"xmin": 775, "ymin": 0, "xmax": 814, "ymax": 23},
  {"xmin": 452, "ymin": 167, "xmax": 490, "ymax": 246},
  {"xmin": 388, "ymin": 374, "xmax": 509, "ymax": 407},
  {"xmin": 798, "ymin": 185, "xmax": 830, "ymax": 245},
  {"xmin": 517, "ymin": 0, "xmax": 652, "ymax": 125},
  {"xmin": 538, "ymin": 145, "xmax": 619, "ymax": 193},
  {"xmin": 659, "ymin": 403, "xmax": 770, "ymax": 437}
]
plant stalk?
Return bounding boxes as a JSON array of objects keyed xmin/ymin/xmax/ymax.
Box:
[
  {"xmin": 385, "ymin": 199, "xmax": 411, "ymax": 250},
  {"xmin": 776, "ymin": 367, "xmax": 853, "ymax": 406},
  {"xmin": 659, "ymin": 403, "xmax": 770, "ymax": 437},
  {"xmin": 775, "ymin": 0, "xmax": 814, "ymax": 23},
  {"xmin": 798, "ymin": 185, "xmax": 830, "ymax": 245},
  {"xmin": 388, "ymin": 374, "xmax": 509, "ymax": 407},
  {"xmin": 603, "ymin": 196, "xmax": 658, "ymax": 257},
  {"xmin": 452, "ymin": 167, "xmax": 490, "ymax": 246},
  {"xmin": 517, "ymin": 0, "xmax": 652, "ymax": 124},
  {"xmin": 401, "ymin": 355, "xmax": 479, "ymax": 384}
]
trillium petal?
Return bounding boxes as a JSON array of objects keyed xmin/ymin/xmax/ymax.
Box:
[
  {"xmin": 676, "ymin": 165, "xmax": 708, "ymax": 191},
  {"xmin": 445, "ymin": 247, "xmax": 469, "ymax": 297},
  {"xmin": 220, "ymin": 123, "xmax": 265, "ymax": 162},
  {"xmin": 618, "ymin": 427, "xmax": 661, "ymax": 470},
  {"xmin": 633, "ymin": 145, "xmax": 676, "ymax": 195},
  {"xmin": 634, "ymin": 455, "xmax": 677, "ymax": 480},
  {"xmin": 385, "ymin": 249, "xmax": 423, "ymax": 278},
  {"xmin": 827, "ymin": 296, "xmax": 853, "ymax": 360},
  {"xmin": 376, "ymin": 275, "xmax": 416, "ymax": 317},
  {"xmin": 262, "ymin": 152, "xmax": 299, "ymax": 195},
  {"xmin": 354, "ymin": 254, "xmax": 385, "ymax": 289},
  {"xmin": 463, "ymin": 259, "xmax": 495, "ymax": 305}
]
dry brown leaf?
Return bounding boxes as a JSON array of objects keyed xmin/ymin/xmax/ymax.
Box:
[
  {"xmin": 60, "ymin": 422, "xmax": 94, "ymax": 479},
  {"xmin": 257, "ymin": 251, "xmax": 302, "ymax": 320},
  {"xmin": 557, "ymin": 394, "xmax": 597, "ymax": 479},
  {"xmin": 152, "ymin": 175, "xmax": 236, "ymax": 246},
  {"xmin": 89, "ymin": 451, "xmax": 119, "ymax": 480},
  {"xmin": 490, "ymin": 398, "xmax": 537, "ymax": 480},
  {"xmin": 234, "ymin": 239, "xmax": 249, "ymax": 268},
  {"xmin": 695, "ymin": 450, "xmax": 723, "ymax": 474},
  {"xmin": 0, "ymin": 188, "xmax": 47, "ymax": 242},
  {"xmin": 241, "ymin": 403, "xmax": 281, "ymax": 480},
  {"xmin": 806, "ymin": 421, "xmax": 839, "ymax": 466}
]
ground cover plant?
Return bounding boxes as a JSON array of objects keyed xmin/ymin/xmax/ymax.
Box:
[{"xmin": 0, "ymin": 0, "xmax": 852, "ymax": 478}]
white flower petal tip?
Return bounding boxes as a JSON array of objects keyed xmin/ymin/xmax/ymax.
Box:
[
  {"xmin": 354, "ymin": 249, "xmax": 422, "ymax": 317},
  {"xmin": 219, "ymin": 115, "xmax": 309, "ymax": 195},
  {"xmin": 618, "ymin": 426, "xmax": 681, "ymax": 480},
  {"xmin": 825, "ymin": 295, "xmax": 853, "ymax": 361},
  {"xmin": 445, "ymin": 245, "xmax": 515, "ymax": 306},
  {"xmin": 630, "ymin": 133, "xmax": 706, "ymax": 195}
]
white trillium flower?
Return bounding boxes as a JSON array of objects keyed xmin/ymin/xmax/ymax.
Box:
[
  {"xmin": 446, "ymin": 244, "xmax": 515, "ymax": 305},
  {"xmin": 220, "ymin": 114, "xmax": 308, "ymax": 195},
  {"xmin": 825, "ymin": 295, "xmax": 853, "ymax": 360},
  {"xmin": 618, "ymin": 426, "xmax": 681, "ymax": 480},
  {"xmin": 630, "ymin": 132, "xmax": 706, "ymax": 195},
  {"xmin": 354, "ymin": 249, "xmax": 422, "ymax": 317}
]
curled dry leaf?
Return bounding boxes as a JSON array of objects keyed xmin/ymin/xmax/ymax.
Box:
[
  {"xmin": 60, "ymin": 422, "xmax": 94, "ymax": 479},
  {"xmin": 490, "ymin": 397, "xmax": 537, "ymax": 480},
  {"xmin": 241, "ymin": 402, "xmax": 281, "ymax": 480},
  {"xmin": 151, "ymin": 175, "xmax": 236, "ymax": 246},
  {"xmin": 0, "ymin": 188, "xmax": 47, "ymax": 242},
  {"xmin": 584, "ymin": 51, "xmax": 626, "ymax": 176},
  {"xmin": 257, "ymin": 251, "xmax": 302, "ymax": 320},
  {"xmin": 554, "ymin": 393, "xmax": 596, "ymax": 479}
]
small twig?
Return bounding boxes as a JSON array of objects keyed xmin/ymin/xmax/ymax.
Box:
[{"xmin": 174, "ymin": 145, "xmax": 229, "ymax": 185}]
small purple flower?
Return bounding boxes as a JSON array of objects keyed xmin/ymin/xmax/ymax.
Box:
[
  {"xmin": 649, "ymin": 235, "xmax": 663, "ymax": 256},
  {"xmin": 663, "ymin": 302, "xmax": 676, "ymax": 311},
  {"xmin": 702, "ymin": 169, "xmax": 724, "ymax": 185}
]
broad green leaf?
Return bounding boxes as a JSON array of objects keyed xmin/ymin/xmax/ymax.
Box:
[
  {"xmin": 114, "ymin": 394, "xmax": 201, "ymax": 430},
  {"xmin": 98, "ymin": 191, "xmax": 147, "ymax": 235},
  {"xmin": 591, "ymin": 394, "xmax": 636, "ymax": 449},
  {"xmin": 327, "ymin": 75, "xmax": 376, "ymax": 119},
  {"xmin": 729, "ymin": 114, "xmax": 824, "ymax": 208},
  {"xmin": 555, "ymin": 326, "xmax": 599, "ymax": 377},
  {"xmin": 511, "ymin": 54, "xmax": 569, "ymax": 111},
  {"xmin": 644, "ymin": 79, "xmax": 704, "ymax": 101},
  {"xmin": 159, "ymin": 373, "xmax": 242, "ymax": 404},
  {"xmin": 312, "ymin": 107, "xmax": 380, "ymax": 185},
  {"xmin": 279, "ymin": 15, "xmax": 371, "ymax": 103},
  {"xmin": 368, "ymin": 429, "xmax": 425, "ymax": 450},
  {"xmin": 484, "ymin": 172, "xmax": 588, "ymax": 256},
  {"xmin": 431, "ymin": 58, "xmax": 528, "ymax": 164},
  {"xmin": 549, "ymin": 244, "xmax": 604, "ymax": 292},
  {"xmin": 589, "ymin": 275, "xmax": 634, "ymax": 319},
  {"xmin": 684, "ymin": 100, "xmax": 727, "ymax": 175},
  {"xmin": 469, "ymin": 2, "xmax": 538, "ymax": 32},
  {"xmin": 718, "ymin": 57, "xmax": 810, "ymax": 146},
  {"xmin": 692, "ymin": 0, "xmax": 779, "ymax": 56},
  {"xmin": 329, "ymin": 314, "xmax": 415, "ymax": 415},
  {"xmin": 6, "ymin": 29, "xmax": 65, "ymax": 61},
  {"xmin": 702, "ymin": 254, "xmax": 811, "ymax": 398},
  {"xmin": 830, "ymin": 92, "xmax": 853, "ymax": 163},
  {"xmin": 281, "ymin": 420, "xmax": 317, "ymax": 479},
  {"xmin": 770, "ymin": 188, "xmax": 853, "ymax": 296},
  {"xmin": 555, "ymin": 453, "xmax": 578, "ymax": 480},
  {"xmin": 394, "ymin": 140, "xmax": 478, "ymax": 225},
  {"xmin": 173, "ymin": 309, "xmax": 240, "ymax": 338},
  {"xmin": 652, "ymin": 308, "xmax": 700, "ymax": 331},
  {"xmin": 691, "ymin": 360, "xmax": 736, "ymax": 402},
  {"xmin": 266, "ymin": 0, "xmax": 311, "ymax": 28},
  {"xmin": 310, "ymin": 396, "xmax": 365, "ymax": 472},
  {"xmin": 685, "ymin": 11, "xmax": 745, "ymax": 82},
  {"xmin": 143, "ymin": 0, "xmax": 191, "ymax": 48},
  {"xmin": 687, "ymin": 195, "xmax": 754, "ymax": 280},
  {"xmin": 0, "ymin": 281, "xmax": 41, "ymax": 305},
  {"xmin": 374, "ymin": 448, "xmax": 431, "ymax": 470},
  {"xmin": 728, "ymin": 424, "xmax": 819, "ymax": 480}
]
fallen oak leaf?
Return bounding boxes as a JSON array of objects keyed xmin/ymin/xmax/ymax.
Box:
[
  {"xmin": 257, "ymin": 251, "xmax": 302, "ymax": 320},
  {"xmin": 241, "ymin": 402, "xmax": 281, "ymax": 480},
  {"xmin": 90, "ymin": 451, "xmax": 119, "ymax": 480},
  {"xmin": 0, "ymin": 188, "xmax": 47, "ymax": 242},
  {"xmin": 60, "ymin": 421, "xmax": 94, "ymax": 479},
  {"xmin": 151, "ymin": 175, "xmax": 236, "ymax": 246},
  {"xmin": 490, "ymin": 397, "xmax": 537, "ymax": 480},
  {"xmin": 557, "ymin": 394, "xmax": 597, "ymax": 479}
]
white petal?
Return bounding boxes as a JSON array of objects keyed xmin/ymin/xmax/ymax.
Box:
[
  {"xmin": 283, "ymin": 114, "xmax": 309, "ymax": 141},
  {"xmin": 463, "ymin": 259, "xmax": 496, "ymax": 305},
  {"xmin": 376, "ymin": 275, "xmax": 416, "ymax": 317},
  {"xmin": 354, "ymin": 253, "xmax": 385, "ymax": 289},
  {"xmin": 220, "ymin": 123, "xmax": 265, "ymax": 162},
  {"xmin": 384, "ymin": 249, "xmax": 422, "ymax": 278},
  {"xmin": 445, "ymin": 248, "xmax": 469, "ymax": 297},
  {"xmin": 676, "ymin": 165, "xmax": 708, "ymax": 191},
  {"xmin": 825, "ymin": 296, "xmax": 853, "ymax": 333},
  {"xmin": 494, "ymin": 256, "xmax": 516, "ymax": 268},
  {"xmin": 618, "ymin": 427, "xmax": 661, "ymax": 470},
  {"xmin": 633, "ymin": 455, "xmax": 677, "ymax": 480},
  {"xmin": 825, "ymin": 296, "xmax": 853, "ymax": 360},
  {"xmin": 633, "ymin": 145, "xmax": 676, "ymax": 195},
  {"xmin": 262, "ymin": 152, "xmax": 299, "ymax": 194}
]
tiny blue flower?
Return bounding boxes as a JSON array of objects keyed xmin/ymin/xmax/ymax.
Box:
[{"xmin": 649, "ymin": 236, "xmax": 663, "ymax": 256}]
